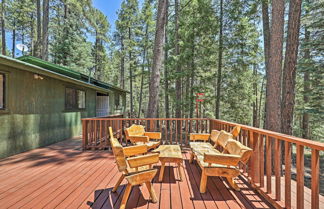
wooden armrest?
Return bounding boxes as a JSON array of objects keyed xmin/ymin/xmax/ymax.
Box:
[
  {"xmin": 189, "ymin": 133, "xmax": 210, "ymax": 141},
  {"xmin": 203, "ymin": 153, "xmax": 241, "ymax": 167},
  {"xmin": 123, "ymin": 145, "xmax": 148, "ymax": 157},
  {"xmin": 224, "ymin": 140, "xmax": 253, "ymax": 164},
  {"xmin": 144, "ymin": 132, "xmax": 161, "ymax": 140},
  {"xmin": 125, "ymin": 169, "xmax": 157, "ymax": 185},
  {"xmin": 127, "ymin": 153, "xmax": 159, "ymax": 168},
  {"xmin": 128, "ymin": 135, "xmax": 149, "ymax": 143}
]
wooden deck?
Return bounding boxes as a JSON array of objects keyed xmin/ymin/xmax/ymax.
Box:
[{"xmin": 0, "ymin": 138, "xmax": 275, "ymax": 209}]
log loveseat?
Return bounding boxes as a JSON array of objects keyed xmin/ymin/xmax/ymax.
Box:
[{"xmin": 189, "ymin": 128, "xmax": 253, "ymax": 193}]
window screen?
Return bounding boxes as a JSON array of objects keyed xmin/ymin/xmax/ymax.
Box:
[
  {"xmin": 65, "ymin": 87, "xmax": 85, "ymax": 110},
  {"xmin": 77, "ymin": 90, "xmax": 85, "ymax": 109}
]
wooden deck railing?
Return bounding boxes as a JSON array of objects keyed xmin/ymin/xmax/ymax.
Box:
[
  {"xmin": 82, "ymin": 118, "xmax": 210, "ymax": 150},
  {"xmin": 210, "ymin": 119, "xmax": 323, "ymax": 209},
  {"xmin": 81, "ymin": 117, "xmax": 323, "ymax": 209}
]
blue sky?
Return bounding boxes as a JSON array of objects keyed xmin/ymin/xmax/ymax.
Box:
[
  {"xmin": 9, "ymin": 0, "xmax": 140, "ymax": 56},
  {"xmin": 92, "ymin": 0, "xmax": 123, "ymax": 31}
]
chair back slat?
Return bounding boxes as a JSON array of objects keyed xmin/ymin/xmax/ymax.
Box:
[
  {"xmin": 230, "ymin": 125, "xmax": 241, "ymax": 138},
  {"xmin": 125, "ymin": 125, "xmax": 146, "ymax": 141},
  {"xmin": 225, "ymin": 139, "xmax": 252, "ymax": 164},
  {"xmin": 109, "ymin": 127, "xmax": 127, "ymax": 172},
  {"xmin": 210, "ymin": 130, "xmax": 221, "ymax": 144},
  {"xmin": 217, "ymin": 131, "xmax": 233, "ymax": 148}
]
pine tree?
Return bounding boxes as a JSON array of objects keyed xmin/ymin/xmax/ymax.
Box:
[{"xmin": 147, "ymin": 0, "xmax": 168, "ymax": 118}]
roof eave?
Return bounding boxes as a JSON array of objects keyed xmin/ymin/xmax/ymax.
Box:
[{"xmin": 0, "ymin": 55, "xmax": 112, "ymax": 93}]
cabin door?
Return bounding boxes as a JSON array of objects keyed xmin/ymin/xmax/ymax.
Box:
[{"xmin": 96, "ymin": 93, "xmax": 109, "ymax": 117}]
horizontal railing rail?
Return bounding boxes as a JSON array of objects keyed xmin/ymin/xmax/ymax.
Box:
[{"xmin": 81, "ymin": 117, "xmax": 323, "ymax": 209}]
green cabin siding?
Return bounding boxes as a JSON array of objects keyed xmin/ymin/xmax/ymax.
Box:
[{"xmin": 0, "ymin": 56, "xmax": 127, "ymax": 158}]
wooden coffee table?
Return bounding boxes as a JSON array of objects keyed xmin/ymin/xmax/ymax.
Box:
[{"xmin": 152, "ymin": 145, "xmax": 184, "ymax": 182}]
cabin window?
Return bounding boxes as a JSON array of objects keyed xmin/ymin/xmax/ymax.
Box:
[
  {"xmin": 65, "ymin": 87, "xmax": 85, "ymax": 110},
  {"xmin": 0, "ymin": 74, "xmax": 5, "ymax": 109}
]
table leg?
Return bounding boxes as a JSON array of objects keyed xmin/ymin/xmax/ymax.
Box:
[
  {"xmin": 177, "ymin": 162, "xmax": 183, "ymax": 181},
  {"xmin": 159, "ymin": 162, "xmax": 166, "ymax": 182}
]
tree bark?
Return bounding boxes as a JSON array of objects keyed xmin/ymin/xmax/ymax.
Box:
[
  {"xmin": 34, "ymin": 0, "xmax": 41, "ymax": 57},
  {"xmin": 164, "ymin": 1, "xmax": 170, "ymax": 118},
  {"xmin": 265, "ymin": 0, "xmax": 285, "ymax": 132},
  {"xmin": 215, "ymin": 0, "xmax": 223, "ymax": 119},
  {"xmin": 281, "ymin": 0, "xmax": 302, "ymax": 135},
  {"xmin": 41, "ymin": 0, "xmax": 49, "ymax": 60},
  {"xmin": 258, "ymin": 77, "xmax": 265, "ymax": 127},
  {"xmin": 1, "ymin": 0, "xmax": 6, "ymax": 55},
  {"xmin": 175, "ymin": 0, "xmax": 181, "ymax": 119},
  {"xmin": 261, "ymin": 0, "xmax": 270, "ymax": 127},
  {"xmin": 189, "ymin": 23, "xmax": 195, "ymax": 119},
  {"xmin": 128, "ymin": 27, "xmax": 134, "ymax": 116},
  {"xmin": 302, "ymin": 27, "xmax": 310, "ymax": 139},
  {"xmin": 147, "ymin": 0, "xmax": 168, "ymax": 118},
  {"xmin": 138, "ymin": 23, "xmax": 149, "ymax": 118},
  {"xmin": 253, "ymin": 66, "xmax": 259, "ymax": 127},
  {"xmin": 120, "ymin": 35, "xmax": 125, "ymax": 89}
]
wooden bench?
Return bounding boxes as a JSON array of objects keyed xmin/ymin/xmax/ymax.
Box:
[{"xmin": 189, "ymin": 128, "xmax": 252, "ymax": 193}]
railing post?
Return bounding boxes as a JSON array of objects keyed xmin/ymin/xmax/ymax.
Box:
[
  {"xmin": 82, "ymin": 120, "xmax": 87, "ymax": 151},
  {"xmin": 274, "ymin": 138, "xmax": 281, "ymax": 201},
  {"xmin": 285, "ymin": 141, "xmax": 292, "ymax": 209},
  {"xmin": 266, "ymin": 135, "xmax": 272, "ymax": 194},
  {"xmin": 311, "ymin": 149, "xmax": 319, "ymax": 209},
  {"xmin": 259, "ymin": 135, "xmax": 264, "ymax": 188},
  {"xmin": 249, "ymin": 130, "xmax": 260, "ymax": 185},
  {"xmin": 296, "ymin": 144, "xmax": 304, "ymax": 209}
]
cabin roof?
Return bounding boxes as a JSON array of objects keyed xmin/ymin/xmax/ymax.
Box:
[{"xmin": 0, "ymin": 55, "xmax": 128, "ymax": 94}]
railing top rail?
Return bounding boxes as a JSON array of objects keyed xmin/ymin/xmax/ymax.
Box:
[{"xmin": 209, "ymin": 119, "xmax": 324, "ymax": 151}]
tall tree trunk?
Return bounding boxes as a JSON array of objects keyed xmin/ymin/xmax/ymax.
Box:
[
  {"xmin": 147, "ymin": 0, "xmax": 168, "ymax": 118},
  {"xmin": 30, "ymin": 13, "xmax": 34, "ymax": 56},
  {"xmin": 281, "ymin": 0, "xmax": 302, "ymax": 135},
  {"xmin": 11, "ymin": 21, "xmax": 15, "ymax": 58},
  {"xmin": 1, "ymin": 0, "xmax": 6, "ymax": 55},
  {"xmin": 120, "ymin": 36, "xmax": 125, "ymax": 89},
  {"xmin": 302, "ymin": 27, "xmax": 310, "ymax": 139},
  {"xmin": 164, "ymin": 1, "xmax": 170, "ymax": 118},
  {"xmin": 41, "ymin": 0, "xmax": 49, "ymax": 60},
  {"xmin": 175, "ymin": 0, "xmax": 181, "ymax": 119},
  {"xmin": 253, "ymin": 66, "xmax": 259, "ymax": 127},
  {"xmin": 138, "ymin": 23, "xmax": 149, "ymax": 118},
  {"xmin": 128, "ymin": 27, "xmax": 134, "ymax": 116},
  {"xmin": 258, "ymin": 77, "xmax": 265, "ymax": 127},
  {"xmin": 261, "ymin": 0, "xmax": 270, "ymax": 127},
  {"xmin": 189, "ymin": 25, "xmax": 195, "ymax": 119},
  {"xmin": 34, "ymin": 0, "xmax": 41, "ymax": 57},
  {"xmin": 215, "ymin": 0, "xmax": 223, "ymax": 119},
  {"xmin": 265, "ymin": 0, "xmax": 285, "ymax": 132},
  {"xmin": 62, "ymin": 3, "xmax": 68, "ymax": 66}
]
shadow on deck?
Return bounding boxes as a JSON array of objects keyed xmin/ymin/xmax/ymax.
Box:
[{"xmin": 0, "ymin": 138, "xmax": 275, "ymax": 209}]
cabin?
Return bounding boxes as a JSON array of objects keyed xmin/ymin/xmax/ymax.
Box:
[{"xmin": 0, "ymin": 55, "xmax": 127, "ymax": 158}]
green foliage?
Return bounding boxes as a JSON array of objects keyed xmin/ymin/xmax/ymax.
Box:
[
  {"xmin": 294, "ymin": 0, "xmax": 324, "ymax": 141},
  {"xmin": 0, "ymin": 0, "xmax": 321, "ymax": 141}
]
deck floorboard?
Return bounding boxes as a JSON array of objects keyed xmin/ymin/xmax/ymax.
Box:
[{"xmin": 0, "ymin": 138, "xmax": 278, "ymax": 209}]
